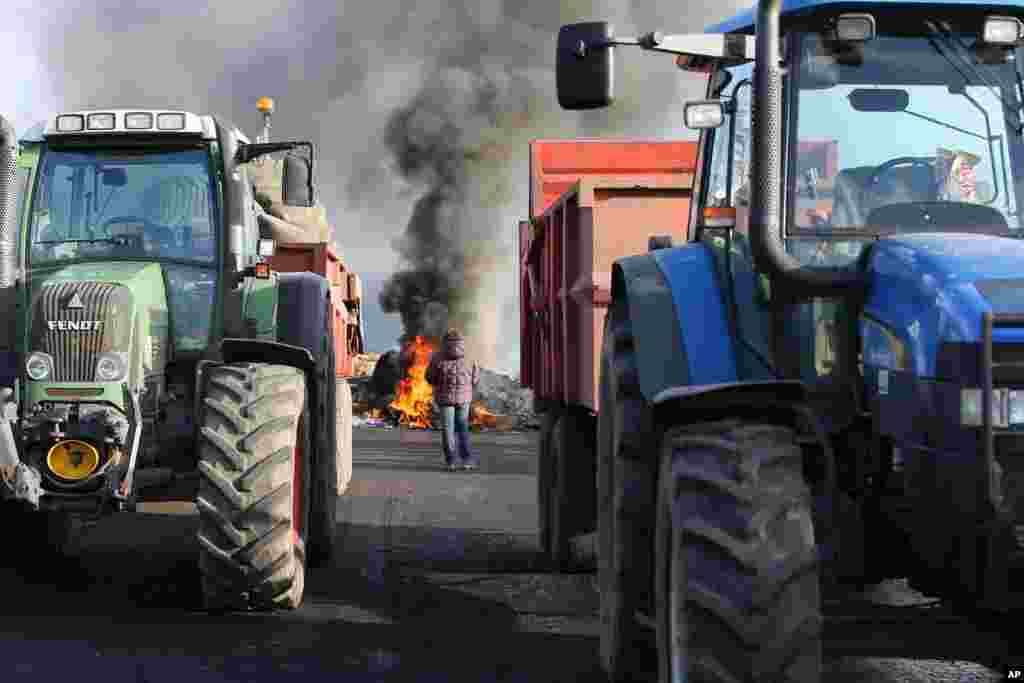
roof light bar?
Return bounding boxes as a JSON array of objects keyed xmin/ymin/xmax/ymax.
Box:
[
  {"xmin": 45, "ymin": 109, "xmax": 207, "ymax": 137},
  {"xmin": 157, "ymin": 113, "xmax": 186, "ymax": 130},
  {"xmin": 87, "ymin": 112, "xmax": 116, "ymax": 130},
  {"xmin": 124, "ymin": 112, "xmax": 153, "ymax": 129},
  {"xmin": 56, "ymin": 115, "xmax": 84, "ymax": 132}
]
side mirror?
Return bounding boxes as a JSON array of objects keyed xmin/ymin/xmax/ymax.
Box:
[
  {"xmin": 257, "ymin": 238, "xmax": 276, "ymax": 257},
  {"xmin": 282, "ymin": 153, "xmax": 314, "ymax": 207},
  {"xmin": 684, "ymin": 100, "xmax": 726, "ymax": 129},
  {"xmin": 557, "ymin": 22, "xmax": 615, "ymax": 110}
]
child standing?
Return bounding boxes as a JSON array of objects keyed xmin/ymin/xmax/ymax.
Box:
[{"xmin": 425, "ymin": 329, "xmax": 480, "ymax": 471}]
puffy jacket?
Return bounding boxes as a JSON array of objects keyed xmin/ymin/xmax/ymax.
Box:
[{"xmin": 426, "ymin": 332, "xmax": 479, "ymax": 406}]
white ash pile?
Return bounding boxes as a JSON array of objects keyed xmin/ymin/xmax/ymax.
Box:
[{"xmin": 473, "ymin": 367, "xmax": 538, "ymax": 430}]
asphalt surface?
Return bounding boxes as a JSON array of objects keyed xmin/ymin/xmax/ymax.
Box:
[{"xmin": 0, "ymin": 426, "xmax": 1014, "ymax": 681}]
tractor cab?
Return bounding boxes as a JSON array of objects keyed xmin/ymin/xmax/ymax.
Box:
[
  {"xmin": 702, "ymin": 6, "xmax": 1024, "ymax": 256},
  {"xmin": 682, "ymin": 6, "xmax": 1024, "ymax": 386}
]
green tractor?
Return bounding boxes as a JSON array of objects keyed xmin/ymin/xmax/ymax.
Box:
[{"xmin": 0, "ymin": 107, "xmax": 349, "ymax": 610}]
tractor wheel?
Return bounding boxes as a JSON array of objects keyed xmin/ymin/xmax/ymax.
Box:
[
  {"xmin": 306, "ymin": 295, "xmax": 341, "ymax": 570},
  {"xmin": 597, "ymin": 299, "xmax": 658, "ymax": 680},
  {"xmin": 196, "ymin": 363, "xmax": 309, "ymax": 610},
  {"xmin": 335, "ymin": 378, "xmax": 353, "ymax": 496},
  {"xmin": 537, "ymin": 410, "xmax": 558, "ymax": 559},
  {"xmin": 546, "ymin": 411, "xmax": 597, "ymax": 571},
  {"xmin": 655, "ymin": 420, "xmax": 823, "ymax": 682},
  {"xmin": 277, "ymin": 274, "xmax": 343, "ymax": 569},
  {"xmin": 309, "ymin": 374, "xmax": 350, "ymax": 570}
]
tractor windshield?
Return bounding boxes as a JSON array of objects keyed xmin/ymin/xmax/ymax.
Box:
[
  {"xmin": 27, "ymin": 148, "xmax": 218, "ymax": 266},
  {"xmin": 792, "ymin": 19, "xmax": 1024, "ymax": 241}
]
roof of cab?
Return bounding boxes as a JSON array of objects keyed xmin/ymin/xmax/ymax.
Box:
[{"xmin": 706, "ymin": 0, "xmax": 1024, "ymax": 34}]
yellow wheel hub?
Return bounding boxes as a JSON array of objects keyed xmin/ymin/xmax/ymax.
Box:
[{"xmin": 46, "ymin": 440, "xmax": 100, "ymax": 481}]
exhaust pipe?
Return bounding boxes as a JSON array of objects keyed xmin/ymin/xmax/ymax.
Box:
[
  {"xmin": 749, "ymin": 0, "xmax": 864, "ymax": 299},
  {"xmin": 0, "ymin": 115, "xmax": 17, "ymax": 290}
]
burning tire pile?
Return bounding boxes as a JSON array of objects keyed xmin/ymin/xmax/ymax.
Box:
[{"xmin": 349, "ymin": 342, "xmax": 538, "ymax": 432}]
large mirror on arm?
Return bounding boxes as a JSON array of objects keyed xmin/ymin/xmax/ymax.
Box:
[{"xmin": 556, "ymin": 22, "xmax": 616, "ymax": 110}]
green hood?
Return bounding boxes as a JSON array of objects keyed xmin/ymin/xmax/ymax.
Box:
[{"xmin": 26, "ymin": 261, "xmax": 170, "ymax": 388}]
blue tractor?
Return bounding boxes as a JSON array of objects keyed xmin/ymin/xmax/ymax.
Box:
[{"xmin": 557, "ymin": 0, "xmax": 1024, "ymax": 680}]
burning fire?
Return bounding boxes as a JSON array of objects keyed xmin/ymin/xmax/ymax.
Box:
[
  {"xmin": 389, "ymin": 336, "xmax": 435, "ymax": 429},
  {"xmin": 381, "ymin": 335, "xmax": 509, "ymax": 431}
]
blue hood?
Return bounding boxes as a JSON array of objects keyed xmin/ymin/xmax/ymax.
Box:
[{"xmin": 863, "ymin": 232, "xmax": 1024, "ymax": 377}]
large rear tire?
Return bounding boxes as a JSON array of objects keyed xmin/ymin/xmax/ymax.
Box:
[
  {"xmin": 336, "ymin": 378, "xmax": 353, "ymax": 496},
  {"xmin": 597, "ymin": 300, "xmax": 658, "ymax": 680},
  {"xmin": 655, "ymin": 420, "xmax": 822, "ymax": 682},
  {"xmin": 547, "ymin": 412, "xmax": 596, "ymax": 571},
  {"xmin": 278, "ymin": 275, "xmax": 343, "ymax": 569},
  {"xmin": 537, "ymin": 410, "xmax": 557, "ymax": 559},
  {"xmin": 196, "ymin": 363, "xmax": 309, "ymax": 610}
]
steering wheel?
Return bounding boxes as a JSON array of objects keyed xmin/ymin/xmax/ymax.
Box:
[
  {"xmin": 100, "ymin": 215, "xmax": 153, "ymax": 250},
  {"xmin": 866, "ymin": 156, "xmax": 935, "ymax": 194},
  {"xmin": 101, "ymin": 215, "xmax": 151, "ymax": 232}
]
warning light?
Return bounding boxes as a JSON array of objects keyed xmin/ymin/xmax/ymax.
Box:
[
  {"xmin": 256, "ymin": 97, "xmax": 275, "ymax": 114},
  {"xmin": 254, "ymin": 263, "xmax": 271, "ymax": 279},
  {"xmin": 703, "ymin": 207, "xmax": 737, "ymax": 228}
]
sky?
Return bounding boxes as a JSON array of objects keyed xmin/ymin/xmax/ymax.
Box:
[{"xmin": 2, "ymin": 0, "xmax": 751, "ymax": 374}]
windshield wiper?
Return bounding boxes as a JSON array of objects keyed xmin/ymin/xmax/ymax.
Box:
[{"xmin": 925, "ymin": 21, "xmax": 1024, "ymax": 135}]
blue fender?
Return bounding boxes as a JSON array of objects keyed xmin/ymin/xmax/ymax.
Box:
[
  {"xmin": 618, "ymin": 242, "xmax": 809, "ymax": 424},
  {"xmin": 615, "ymin": 243, "xmax": 739, "ymax": 401}
]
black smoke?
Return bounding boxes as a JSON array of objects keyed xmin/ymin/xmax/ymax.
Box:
[{"xmin": 377, "ymin": 64, "xmax": 533, "ymax": 346}]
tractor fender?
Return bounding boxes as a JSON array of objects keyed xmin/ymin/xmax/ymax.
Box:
[
  {"xmin": 651, "ymin": 380, "xmax": 806, "ymax": 426},
  {"xmin": 274, "ymin": 271, "xmax": 331, "ymax": 359},
  {"xmin": 613, "ymin": 243, "xmax": 737, "ymax": 402},
  {"xmin": 218, "ymin": 271, "xmax": 331, "ymax": 421}
]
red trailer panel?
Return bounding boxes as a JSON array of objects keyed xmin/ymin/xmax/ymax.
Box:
[{"xmin": 520, "ymin": 140, "xmax": 698, "ymax": 413}]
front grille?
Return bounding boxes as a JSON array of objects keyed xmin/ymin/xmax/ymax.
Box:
[{"xmin": 30, "ymin": 282, "xmax": 133, "ymax": 381}]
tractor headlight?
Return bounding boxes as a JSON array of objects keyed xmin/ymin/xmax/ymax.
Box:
[
  {"xmin": 25, "ymin": 352, "xmax": 53, "ymax": 381},
  {"xmin": 960, "ymin": 388, "xmax": 1023, "ymax": 428},
  {"xmin": 95, "ymin": 352, "xmax": 128, "ymax": 382}
]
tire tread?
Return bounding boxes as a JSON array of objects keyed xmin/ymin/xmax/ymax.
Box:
[{"xmin": 196, "ymin": 362, "xmax": 306, "ymax": 610}]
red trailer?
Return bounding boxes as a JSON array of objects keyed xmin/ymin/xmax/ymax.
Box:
[{"xmin": 520, "ymin": 139, "xmax": 697, "ymax": 567}]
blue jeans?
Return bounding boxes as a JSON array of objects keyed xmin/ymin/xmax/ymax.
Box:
[{"xmin": 440, "ymin": 403, "xmax": 475, "ymax": 466}]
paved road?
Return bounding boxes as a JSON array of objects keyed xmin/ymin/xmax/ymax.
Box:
[{"xmin": 0, "ymin": 426, "xmax": 1012, "ymax": 681}]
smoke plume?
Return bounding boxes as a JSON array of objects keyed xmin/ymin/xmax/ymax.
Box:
[
  {"xmin": 16, "ymin": 0, "xmax": 747, "ymax": 372},
  {"xmin": 375, "ymin": 64, "xmax": 537, "ymax": 364}
]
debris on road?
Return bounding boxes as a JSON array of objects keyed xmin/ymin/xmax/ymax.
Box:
[{"xmin": 349, "ymin": 350, "xmax": 538, "ymax": 432}]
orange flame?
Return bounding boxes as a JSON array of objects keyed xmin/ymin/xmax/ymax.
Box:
[{"xmin": 389, "ymin": 336, "xmax": 435, "ymax": 429}]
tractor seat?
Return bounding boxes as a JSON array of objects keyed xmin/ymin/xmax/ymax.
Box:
[{"xmin": 832, "ymin": 164, "xmax": 936, "ymax": 227}]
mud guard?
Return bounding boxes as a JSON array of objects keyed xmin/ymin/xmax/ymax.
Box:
[
  {"xmin": 652, "ymin": 380, "xmax": 806, "ymax": 425},
  {"xmin": 614, "ymin": 244, "xmax": 738, "ymax": 403}
]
